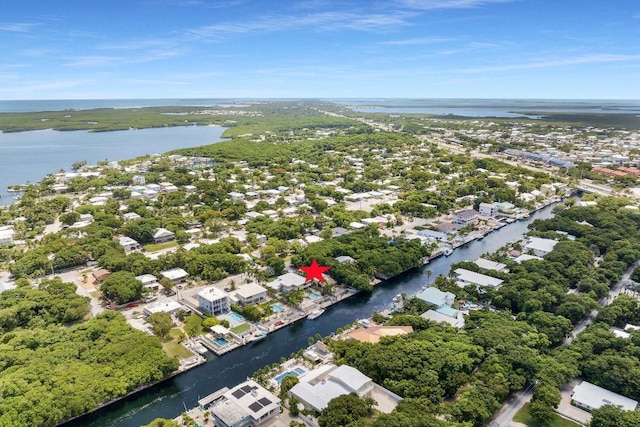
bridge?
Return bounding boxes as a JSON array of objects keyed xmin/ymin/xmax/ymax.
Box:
[{"xmin": 574, "ymin": 180, "xmax": 615, "ymax": 196}]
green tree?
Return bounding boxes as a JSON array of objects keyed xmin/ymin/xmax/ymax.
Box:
[
  {"xmin": 318, "ymin": 394, "xmax": 369, "ymax": 427},
  {"xmin": 100, "ymin": 271, "xmax": 144, "ymax": 305},
  {"xmin": 148, "ymin": 312, "xmax": 174, "ymax": 340}
]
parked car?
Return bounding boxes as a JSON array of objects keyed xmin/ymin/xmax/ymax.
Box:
[
  {"xmin": 126, "ymin": 303, "xmax": 139, "ymax": 308},
  {"xmin": 275, "ymin": 320, "xmax": 285, "ymax": 326}
]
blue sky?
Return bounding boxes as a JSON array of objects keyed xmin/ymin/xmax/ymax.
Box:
[{"xmin": 1, "ymin": 0, "xmax": 639, "ymax": 99}]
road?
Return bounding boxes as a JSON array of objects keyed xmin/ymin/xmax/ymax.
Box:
[{"xmin": 488, "ymin": 261, "xmax": 637, "ymax": 426}]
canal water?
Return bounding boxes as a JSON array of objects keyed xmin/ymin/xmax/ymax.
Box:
[{"xmin": 66, "ymin": 203, "xmax": 557, "ymax": 427}]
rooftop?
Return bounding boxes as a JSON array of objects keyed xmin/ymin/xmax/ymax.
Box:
[{"xmin": 572, "ymin": 381, "xmax": 638, "ymax": 411}]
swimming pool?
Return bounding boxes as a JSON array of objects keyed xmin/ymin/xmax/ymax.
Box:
[
  {"xmin": 274, "ymin": 367, "xmax": 306, "ymax": 383},
  {"xmin": 215, "ymin": 338, "xmax": 228, "ymax": 346},
  {"xmin": 307, "ymin": 291, "xmax": 321, "ymax": 299},
  {"xmin": 228, "ymin": 312, "xmax": 245, "ymax": 322},
  {"xmin": 271, "ymin": 303, "xmax": 285, "ymax": 313}
]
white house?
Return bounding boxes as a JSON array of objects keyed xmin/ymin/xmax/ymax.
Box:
[
  {"xmin": 415, "ymin": 287, "xmax": 455, "ymax": 307},
  {"xmin": 152, "ymin": 228, "xmax": 175, "ymax": 244},
  {"xmin": 454, "ymin": 268, "xmax": 504, "ymax": 289},
  {"xmin": 160, "ymin": 267, "xmax": 188, "ymax": 284},
  {"xmin": 209, "ymin": 380, "xmax": 281, "ymax": 427},
  {"xmin": 197, "ymin": 286, "xmax": 231, "ymax": 315},
  {"xmin": 123, "ymin": 212, "xmax": 141, "ymax": 221},
  {"xmin": 421, "ymin": 307, "xmax": 465, "ymax": 329},
  {"xmin": 524, "ymin": 237, "xmax": 558, "ymax": 257},
  {"xmin": 571, "ymin": 381, "xmax": 638, "ymax": 412},
  {"xmin": 452, "ymin": 209, "xmax": 480, "ymax": 226},
  {"xmin": 143, "ymin": 300, "xmax": 183, "ymax": 316},
  {"xmin": 0, "ymin": 226, "xmax": 15, "ymax": 246},
  {"xmin": 474, "ymin": 257, "xmax": 508, "ymax": 272},
  {"xmin": 234, "ymin": 283, "xmax": 268, "ymax": 306},
  {"xmin": 266, "ymin": 272, "xmax": 309, "ymax": 292},
  {"xmin": 290, "ymin": 364, "xmax": 400, "ymax": 414},
  {"xmin": 119, "ymin": 236, "xmax": 141, "ymax": 252},
  {"xmin": 135, "ymin": 274, "xmax": 159, "ymax": 291},
  {"xmin": 228, "ymin": 192, "xmax": 245, "ymax": 201}
]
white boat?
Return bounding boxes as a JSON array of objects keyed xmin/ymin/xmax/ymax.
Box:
[
  {"xmin": 250, "ymin": 332, "xmax": 268, "ymax": 343},
  {"xmin": 443, "ymin": 248, "xmax": 453, "ymax": 256},
  {"xmin": 357, "ymin": 319, "xmax": 371, "ymax": 328},
  {"xmin": 307, "ymin": 309, "xmax": 325, "ymax": 320}
]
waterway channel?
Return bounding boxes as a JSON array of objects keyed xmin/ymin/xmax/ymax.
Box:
[{"xmin": 65, "ymin": 203, "xmax": 557, "ymax": 427}]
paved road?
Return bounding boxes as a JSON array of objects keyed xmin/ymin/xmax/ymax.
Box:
[{"xmin": 488, "ymin": 261, "xmax": 637, "ymax": 426}]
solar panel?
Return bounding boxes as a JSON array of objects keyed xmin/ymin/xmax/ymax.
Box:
[
  {"xmin": 258, "ymin": 397, "xmax": 271, "ymax": 406},
  {"xmin": 241, "ymin": 385, "xmax": 252, "ymax": 393},
  {"xmin": 231, "ymin": 389, "xmax": 246, "ymax": 399},
  {"xmin": 248, "ymin": 402, "xmax": 263, "ymax": 413}
]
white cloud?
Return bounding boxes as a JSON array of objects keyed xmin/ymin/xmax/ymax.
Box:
[
  {"xmin": 459, "ymin": 53, "xmax": 640, "ymax": 73},
  {"xmin": 184, "ymin": 11, "xmax": 414, "ymax": 39},
  {"xmin": 395, "ymin": 0, "xmax": 515, "ymax": 9},
  {"xmin": 0, "ymin": 22, "xmax": 38, "ymax": 32},
  {"xmin": 380, "ymin": 37, "xmax": 453, "ymax": 45}
]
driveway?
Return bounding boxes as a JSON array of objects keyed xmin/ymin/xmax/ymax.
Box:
[{"xmin": 556, "ymin": 381, "xmax": 591, "ymax": 425}]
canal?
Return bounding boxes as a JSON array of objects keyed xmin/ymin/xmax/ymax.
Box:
[{"xmin": 66, "ymin": 203, "xmax": 557, "ymax": 427}]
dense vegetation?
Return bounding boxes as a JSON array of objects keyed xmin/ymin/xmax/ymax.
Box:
[
  {"xmin": 291, "ymin": 228, "xmax": 431, "ymax": 290},
  {"xmin": 0, "ymin": 284, "xmax": 177, "ymax": 427}
]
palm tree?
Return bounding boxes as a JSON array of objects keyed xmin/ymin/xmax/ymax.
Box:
[{"xmin": 425, "ymin": 268, "xmax": 432, "ymax": 287}]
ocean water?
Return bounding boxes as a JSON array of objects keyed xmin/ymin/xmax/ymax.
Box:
[
  {"xmin": 0, "ymin": 126, "xmax": 227, "ymax": 204},
  {"xmin": 325, "ymin": 98, "xmax": 640, "ymax": 117}
]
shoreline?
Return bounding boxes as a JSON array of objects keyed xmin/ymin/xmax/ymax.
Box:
[{"xmin": 57, "ymin": 197, "xmax": 568, "ymax": 426}]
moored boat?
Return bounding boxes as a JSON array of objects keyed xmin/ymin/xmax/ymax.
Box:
[{"xmin": 307, "ymin": 309, "xmax": 325, "ymax": 320}]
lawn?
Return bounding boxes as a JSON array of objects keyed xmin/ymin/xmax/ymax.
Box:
[
  {"xmin": 144, "ymin": 241, "xmax": 178, "ymax": 252},
  {"xmin": 514, "ymin": 403, "xmax": 582, "ymax": 427},
  {"xmin": 230, "ymin": 323, "xmax": 251, "ymax": 334},
  {"xmin": 184, "ymin": 313, "xmax": 208, "ymax": 336},
  {"xmin": 162, "ymin": 328, "xmax": 193, "ymax": 360}
]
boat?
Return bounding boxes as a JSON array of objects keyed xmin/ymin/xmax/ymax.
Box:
[
  {"xmin": 443, "ymin": 248, "xmax": 453, "ymax": 256},
  {"xmin": 307, "ymin": 309, "xmax": 325, "ymax": 320},
  {"xmin": 357, "ymin": 319, "xmax": 371, "ymax": 328},
  {"xmin": 250, "ymin": 332, "xmax": 268, "ymax": 343}
]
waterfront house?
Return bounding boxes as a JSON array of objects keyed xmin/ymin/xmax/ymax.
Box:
[
  {"xmin": 234, "ymin": 283, "xmax": 268, "ymax": 306},
  {"xmin": 152, "ymin": 228, "xmax": 175, "ymax": 244},
  {"xmin": 209, "ymin": 379, "xmax": 281, "ymax": 427},
  {"xmin": 197, "ymin": 286, "xmax": 231, "ymax": 315},
  {"xmin": 452, "ymin": 209, "xmax": 480, "ymax": 226},
  {"xmin": 160, "ymin": 267, "xmax": 188, "ymax": 284},
  {"xmin": 474, "ymin": 257, "xmax": 508, "ymax": 273},
  {"xmin": 265, "ymin": 272, "xmax": 309, "ymax": 292},
  {"xmin": 523, "ymin": 237, "xmax": 558, "ymax": 257},
  {"xmin": 290, "ymin": 364, "xmax": 401, "ymax": 414},
  {"xmin": 571, "ymin": 381, "xmax": 638, "ymax": 412},
  {"xmin": 415, "ymin": 287, "xmax": 456, "ymax": 307},
  {"xmin": 454, "ymin": 268, "xmax": 504, "ymax": 289},
  {"xmin": 118, "ymin": 236, "xmax": 141, "ymax": 253}
]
